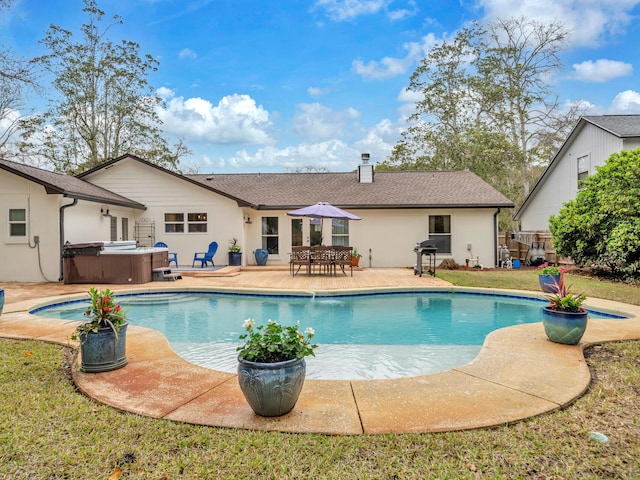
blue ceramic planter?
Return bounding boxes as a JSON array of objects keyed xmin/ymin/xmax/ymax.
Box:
[
  {"xmin": 539, "ymin": 274, "xmax": 561, "ymax": 293},
  {"xmin": 0, "ymin": 288, "xmax": 4, "ymax": 317},
  {"xmin": 255, "ymin": 248, "xmax": 269, "ymax": 266},
  {"xmin": 228, "ymin": 252, "xmax": 242, "ymax": 266},
  {"xmin": 238, "ymin": 357, "xmax": 306, "ymax": 417},
  {"xmin": 78, "ymin": 323, "xmax": 128, "ymax": 372},
  {"xmin": 541, "ymin": 307, "xmax": 588, "ymax": 345}
]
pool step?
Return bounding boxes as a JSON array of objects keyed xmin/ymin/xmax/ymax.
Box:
[{"xmin": 152, "ymin": 267, "xmax": 183, "ymax": 282}]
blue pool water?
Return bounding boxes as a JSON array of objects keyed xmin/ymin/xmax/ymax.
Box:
[{"xmin": 32, "ymin": 291, "xmax": 620, "ymax": 380}]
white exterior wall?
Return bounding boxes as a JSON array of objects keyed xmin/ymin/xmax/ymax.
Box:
[
  {"xmin": 0, "ymin": 169, "xmax": 61, "ymax": 282},
  {"xmin": 241, "ymin": 207, "xmax": 499, "ymax": 268},
  {"xmin": 64, "ymin": 201, "xmax": 138, "ymax": 243},
  {"xmin": 83, "ymin": 158, "xmax": 244, "ymax": 267},
  {"xmin": 519, "ymin": 123, "xmax": 625, "ymax": 231}
]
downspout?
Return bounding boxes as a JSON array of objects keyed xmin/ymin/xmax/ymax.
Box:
[
  {"xmin": 493, "ymin": 209, "xmax": 500, "ymax": 268},
  {"xmin": 59, "ymin": 199, "xmax": 79, "ymax": 281}
]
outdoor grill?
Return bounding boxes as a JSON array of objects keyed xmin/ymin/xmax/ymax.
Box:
[{"xmin": 413, "ymin": 239, "xmax": 437, "ymax": 277}]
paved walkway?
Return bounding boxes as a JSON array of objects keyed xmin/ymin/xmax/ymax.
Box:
[{"xmin": 2, "ymin": 267, "xmax": 640, "ymax": 434}]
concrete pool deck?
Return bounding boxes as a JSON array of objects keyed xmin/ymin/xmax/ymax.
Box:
[{"xmin": 1, "ymin": 267, "xmax": 640, "ymax": 434}]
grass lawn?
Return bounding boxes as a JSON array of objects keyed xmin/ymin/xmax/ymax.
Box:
[{"xmin": 1, "ymin": 270, "xmax": 639, "ymax": 479}]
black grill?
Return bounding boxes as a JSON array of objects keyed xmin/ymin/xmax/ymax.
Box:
[{"xmin": 413, "ymin": 240, "xmax": 437, "ymax": 277}]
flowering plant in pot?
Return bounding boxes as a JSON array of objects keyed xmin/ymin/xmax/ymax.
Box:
[
  {"xmin": 351, "ymin": 247, "xmax": 362, "ymax": 267},
  {"xmin": 537, "ymin": 262, "xmax": 565, "ymax": 293},
  {"xmin": 228, "ymin": 238, "xmax": 242, "ymax": 266},
  {"xmin": 73, "ymin": 287, "xmax": 129, "ymax": 372},
  {"xmin": 236, "ymin": 319, "xmax": 317, "ymax": 416},
  {"xmin": 541, "ymin": 273, "xmax": 588, "ymax": 345},
  {"xmin": 228, "ymin": 238, "xmax": 241, "ymax": 253}
]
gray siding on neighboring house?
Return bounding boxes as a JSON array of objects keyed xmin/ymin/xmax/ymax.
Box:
[{"xmin": 515, "ymin": 115, "xmax": 640, "ymax": 231}]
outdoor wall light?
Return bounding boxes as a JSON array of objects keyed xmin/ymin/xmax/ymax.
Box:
[{"xmin": 245, "ymin": 216, "xmax": 252, "ymax": 224}]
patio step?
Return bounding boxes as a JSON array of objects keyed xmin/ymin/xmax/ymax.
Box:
[{"xmin": 152, "ymin": 267, "xmax": 183, "ymax": 281}]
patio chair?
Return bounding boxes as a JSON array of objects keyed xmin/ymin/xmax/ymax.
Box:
[
  {"xmin": 154, "ymin": 242, "xmax": 178, "ymax": 267},
  {"xmin": 290, "ymin": 246, "xmax": 311, "ymax": 276},
  {"xmin": 332, "ymin": 246, "xmax": 353, "ymax": 276},
  {"xmin": 192, "ymin": 241, "xmax": 218, "ymax": 267},
  {"xmin": 312, "ymin": 246, "xmax": 333, "ymax": 275}
]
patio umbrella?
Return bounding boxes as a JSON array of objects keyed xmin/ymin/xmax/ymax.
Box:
[{"xmin": 286, "ymin": 202, "xmax": 361, "ymax": 244}]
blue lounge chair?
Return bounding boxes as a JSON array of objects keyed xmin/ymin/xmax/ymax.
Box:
[
  {"xmin": 154, "ymin": 242, "xmax": 178, "ymax": 267},
  {"xmin": 192, "ymin": 241, "xmax": 218, "ymax": 267}
]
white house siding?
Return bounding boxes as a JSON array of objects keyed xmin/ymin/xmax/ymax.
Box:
[
  {"xmin": 242, "ymin": 207, "xmax": 499, "ymax": 268},
  {"xmin": 64, "ymin": 201, "xmax": 139, "ymax": 244},
  {"xmin": 82, "ymin": 158, "xmax": 244, "ymax": 267},
  {"xmin": 519, "ymin": 123, "xmax": 625, "ymax": 231},
  {"xmin": 0, "ymin": 169, "xmax": 61, "ymax": 282}
]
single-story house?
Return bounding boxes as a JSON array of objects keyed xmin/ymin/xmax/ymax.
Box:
[
  {"xmin": 1, "ymin": 153, "xmax": 513, "ymax": 283},
  {"xmin": 514, "ymin": 115, "xmax": 640, "ymax": 231}
]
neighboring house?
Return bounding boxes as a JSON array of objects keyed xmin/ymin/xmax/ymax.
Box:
[
  {"xmin": 1, "ymin": 154, "xmax": 513, "ymax": 282},
  {"xmin": 514, "ymin": 115, "xmax": 640, "ymax": 231}
]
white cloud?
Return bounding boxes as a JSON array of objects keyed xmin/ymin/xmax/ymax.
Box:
[
  {"xmin": 352, "ymin": 33, "xmax": 436, "ymax": 79},
  {"xmin": 178, "ymin": 48, "xmax": 197, "ymax": 59},
  {"xmin": 396, "ymin": 87, "xmax": 421, "ymax": 118},
  {"xmin": 388, "ymin": 0, "xmax": 418, "ymax": 21},
  {"xmin": 292, "ymin": 103, "xmax": 360, "ymax": 142},
  {"xmin": 194, "ymin": 119, "xmax": 400, "ymax": 172},
  {"xmin": 571, "ymin": 59, "xmax": 633, "ymax": 82},
  {"xmin": 315, "ymin": 0, "xmax": 391, "ymax": 21},
  {"xmin": 307, "ymin": 86, "xmax": 331, "ymax": 97},
  {"xmin": 476, "ymin": 0, "xmax": 640, "ymax": 47},
  {"xmin": 156, "ymin": 89, "xmax": 275, "ymax": 145},
  {"xmin": 611, "ymin": 90, "xmax": 640, "ymax": 112},
  {"xmin": 397, "ymin": 87, "xmax": 422, "ymax": 103}
]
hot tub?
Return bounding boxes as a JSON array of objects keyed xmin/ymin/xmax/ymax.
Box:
[{"xmin": 63, "ymin": 242, "xmax": 169, "ymax": 284}]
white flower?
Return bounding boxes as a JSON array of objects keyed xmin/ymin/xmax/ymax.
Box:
[
  {"xmin": 305, "ymin": 327, "xmax": 315, "ymax": 336},
  {"xmin": 267, "ymin": 319, "xmax": 275, "ymax": 325},
  {"xmin": 243, "ymin": 318, "xmax": 255, "ymax": 329}
]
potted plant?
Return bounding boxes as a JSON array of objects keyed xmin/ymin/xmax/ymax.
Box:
[
  {"xmin": 537, "ymin": 262, "xmax": 565, "ymax": 293},
  {"xmin": 228, "ymin": 238, "xmax": 242, "ymax": 266},
  {"xmin": 351, "ymin": 247, "xmax": 362, "ymax": 267},
  {"xmin": 236, "ymin": 319, "xmax": 317, "ymax": 417},
  {"xmin": 541, "ymin": 272, "xmax": 588, "ymax": 345},
  {"xmin": 73, "ymin": 287, "xmax": 128, "ymax": 372}
]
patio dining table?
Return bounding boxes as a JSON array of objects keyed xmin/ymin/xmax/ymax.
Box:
[{"xmin": 289, "ymin": 246, "xmax": 353, "ymax": 276}]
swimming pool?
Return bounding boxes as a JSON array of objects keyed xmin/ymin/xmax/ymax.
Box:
[{"xmin": 32, "ymin": 290, "xmax": 623, "ymax": 380}]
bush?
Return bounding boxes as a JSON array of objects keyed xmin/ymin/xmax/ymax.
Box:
[
  {"xmin": 438, "ymin": 258, "xmax": 460, "ymax": 270},
  {"xmin": 549, "ymin": 148, "xmax": 640, "ymax": 280}
]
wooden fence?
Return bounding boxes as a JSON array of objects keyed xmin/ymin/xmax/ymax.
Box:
[{"xmin": 499, "ymin": 230, "xmax": 570, "ymax": 266}]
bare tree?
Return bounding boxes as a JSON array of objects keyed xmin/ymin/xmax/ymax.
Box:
[{"xmin": 0, "ymin": 0, "xmax": 36, "ymax": 156}]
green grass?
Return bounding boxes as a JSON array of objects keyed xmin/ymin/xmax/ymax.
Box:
[
  {"xmin": 1, "ymin": 271, "xmax": 639, "ymax": 478},
  {"xmin": 437, "ymin": 268, "xmax": 640, "ymax": 306},
  {"xmin": 2, "ymin": 339, "xmax": 639, "ymax": 479}
]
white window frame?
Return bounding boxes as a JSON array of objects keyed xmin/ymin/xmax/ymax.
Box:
[
  {"xmin": 331, "ymin": 218, "xmax": 350, "ymax": 246},
  {"xmin": 8, "ymin": 208, "xmax": 27, "ymax": 239},
  {"xmin": 187, "ymin": 213, "xmax": 208, "ymax": 233},
  {"xmin": 428, "ymin": 215, "xmax": 451, "ymax": 254},
  {"xmin": 164, "ymin": 212, "xmax": 208, "ymax": 234},
  {"xmin": 261, "ymin": 216, "xmax": 279, "ymax": 254},
  {"xmin": 577, "ymin": 154, "xmax": 589, "ymax": 188}
]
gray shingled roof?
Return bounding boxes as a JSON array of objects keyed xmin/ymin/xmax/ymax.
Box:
[
  {"xmin": 583, "ymin": 115, "xmax": 640, "ymax": 137},
  {"xmin": 186, "ymin": 170, "xmax": 514, "ymax": 210},
  {"xmin": 0, "ymin": 159, "xmax": 146, "ymax": 209}
]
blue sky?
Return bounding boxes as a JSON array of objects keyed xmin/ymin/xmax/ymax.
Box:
[{"xmin": 4, "ymin": 0, "xmax": 640, "ymax": 173}]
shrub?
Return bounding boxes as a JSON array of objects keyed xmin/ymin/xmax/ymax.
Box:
[{"xmin": 549, "ymin": 148, "xmax": 640, "ymax": 280}]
